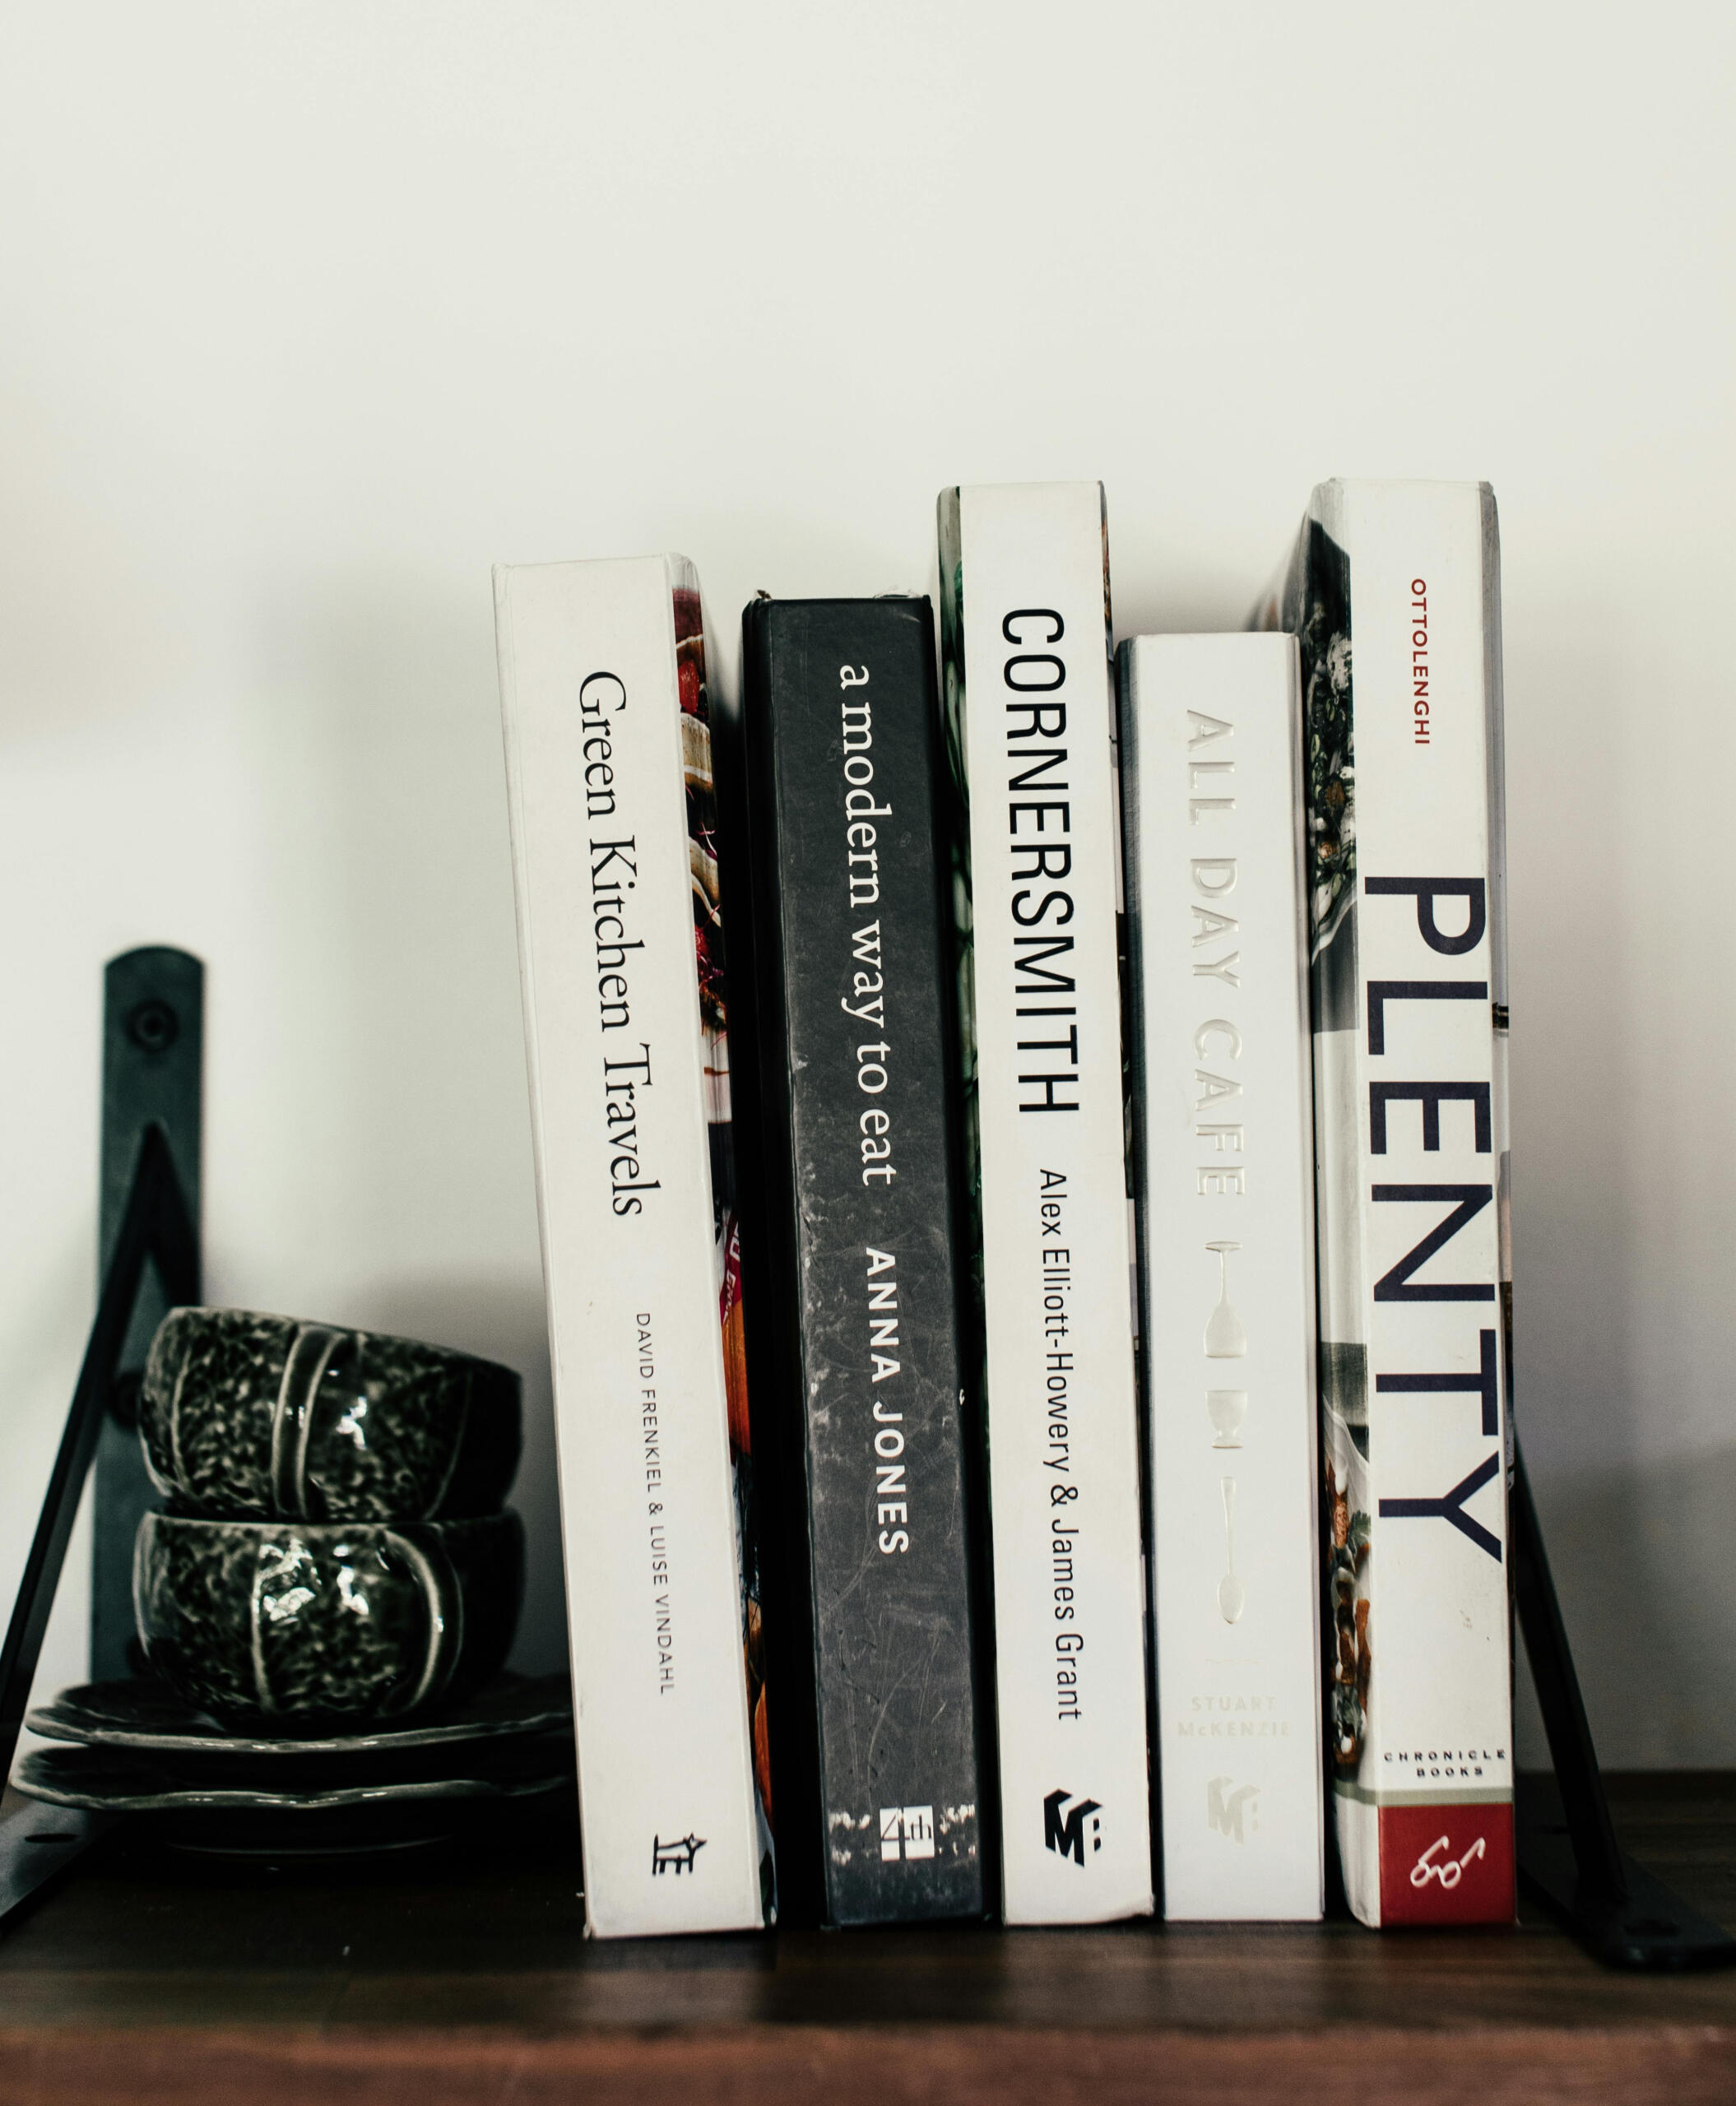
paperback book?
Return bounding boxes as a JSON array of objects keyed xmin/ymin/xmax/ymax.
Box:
[
  {"xmin": 938, "ymin": 483, "xmax": 1153, "ymax": 1925},
  {"xmin": 494, "ymin": 555, "xmax": 770, "ymax": 1937},
  {"xmin": 1118, "ymin": 631, "xmax": 1324, "ymax": 1920},
  {"xmin": 1254, "ymin": 481, "xmax": 1516, "ymax": 1927},
  {"xmin": 722, "ymin": 593, "xmax": 986, "ymax": 1929}
]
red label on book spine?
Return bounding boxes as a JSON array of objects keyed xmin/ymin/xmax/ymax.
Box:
[{"xmin": 1377, "ymin": 1802, "xmax": 1515, "ymax": 1925}]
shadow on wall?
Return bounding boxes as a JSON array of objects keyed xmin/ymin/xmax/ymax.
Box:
[
  {"xmin": 238, "ymin": 568, "xmax": 567, "ymax": 1680},
  {"xmin": 360, "ymin": 1273, "xmax": 566, "ymax": 1682},
  {"xmin": 1516, "ymin": 1445, "xmax": 1736, "ymax": 1770}
]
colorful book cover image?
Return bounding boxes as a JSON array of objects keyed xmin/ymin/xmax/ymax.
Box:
[
  {"xmin": 675, "ymin": 573, "xmax": 774, "ymax": 1893},
  {"xmin": 1290, "ymin": 523, "xmax": 1373, "ymax": 1805}
]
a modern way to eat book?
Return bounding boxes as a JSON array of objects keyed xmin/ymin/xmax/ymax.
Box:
[{"xmin": 721, "ymin": 593, "xmax": 987, "ymax": 1930}]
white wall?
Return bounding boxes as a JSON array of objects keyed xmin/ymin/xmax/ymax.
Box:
[{"xmin": 3, "ymin": 1, "xmax": 1732, "ymax": 1765}]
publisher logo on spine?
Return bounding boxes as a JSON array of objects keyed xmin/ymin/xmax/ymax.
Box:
[
  {"xmin": 651, "ymin": 1832, "xmax": 705, "ymax": 1876},
  {"xmin": 1379, "ymin": 1802, "xmax": 1515, "ymax": 1925},
  {"xmin": 1042, "ymin": 1789, "xmax": 1102, "ymax": 1865},
  {"xmin": 880, "ymin": 1806, "xmax": 935, "ymax": 1862},
  {"xmin": 1206, "ymin": 1777, "xmax": 1259, "ymax": 1843}
]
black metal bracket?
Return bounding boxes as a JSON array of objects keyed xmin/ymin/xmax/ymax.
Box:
[
  {"xmin": 0, "ymin": 949, "xmax": 202, "ymax": 1932},
  {"xmin": 95, "ymin": 949, "xmax": 203, "ymax": 1678},
  {"xmin": 1513, "ymin": 1441, "xmax": 1736, "ymax": 1969}
]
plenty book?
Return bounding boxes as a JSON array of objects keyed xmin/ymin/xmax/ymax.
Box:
[
  {"xmin": 938, "ymin": 483, "xmax": 1153, "ymax": 1925},
  {"xmin": 1254, "ymin": 481, "xmax": 1516, "ymax": 1927},
  {"xmin": 1118, "ymin": 631, "xmax": 1324, "ymax": 1921},
  {"xmin": 494, "ymin": 555, "xmax": 771, "ymax": 1937},
  {"xmin": 722, "ymin": 593, "xmax": 987, "ymax": 1928}
]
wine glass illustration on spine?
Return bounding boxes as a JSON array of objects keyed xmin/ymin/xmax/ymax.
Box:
[
  {"xmin": 1208, "ymin": 1390, "xmax": 1247, "ymax": 1448},
  {"xmin": 1208, "ymin": 1246, "xmax": 1248, "ymax": 1619},
  {"xmin": 1205, "ymin": 1242, "xmax": 1246, "ymax": 1357},
  {"xmin": 1205, "ymin": 1241, "xmax": 1249, "ymax": 1449}
]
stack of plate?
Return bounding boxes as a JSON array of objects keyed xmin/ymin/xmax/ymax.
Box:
[{"xmin": 21, "ymin": 1672, "xmax": 574, "ymax": 1856}]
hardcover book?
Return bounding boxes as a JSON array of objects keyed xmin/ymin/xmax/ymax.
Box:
[
  {"xmin": 494, "ymin": 555, "xmax": 770, "ymax": 1937},
  {"xmin": 937, "ymin": 483, "xmax": 1153, "ymax": 1924},
  {"xmin": 1118, "ymin": 632, "xmax": 1324, "ymax": 1921},
  {"xmin": 722, "ymin": 594, "xmax": 986, "ymax": 1929},
  {"xmin": 1253, "ymin": 481, "xmax": 1516, "ymax": 1927}
]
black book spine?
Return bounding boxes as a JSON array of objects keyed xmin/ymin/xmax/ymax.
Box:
[{"xmin": 728, "ymin": 596, "xmax": 986, "ymax": 1927}]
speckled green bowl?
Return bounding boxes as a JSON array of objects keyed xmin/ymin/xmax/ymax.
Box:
[
  {"xmin": 133, "ymin": 1510, "xmax": 525, "ymax": 1728},
  {"xmin": 140, "ymin": 1308, "xmax": 521, "ymax": 1524}
]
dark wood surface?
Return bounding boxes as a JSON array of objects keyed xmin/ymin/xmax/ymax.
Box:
[{"xmin": 0, "ymin": 1774, "xmax": 1733, "ymax": 2104}]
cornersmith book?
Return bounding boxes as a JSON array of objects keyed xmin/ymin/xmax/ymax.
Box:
[
  {"xmin": 494, "ymin": 555, "xmax": 771, "ymax": 1937},
  {"xmin": 722, "ymin": 594, "xmax": 986, "ymax": 1929},
  {"xmin": 1254, "ymin": 481, "xmax": 1516, "ymax": 1927},
  {"xmin": 938, "ymin": 483, "xmax": 1153, "ymax": 1925},
  {"xmin": 1118, "ymin": 632, "xmax": 1324, "ymax": 1921}
]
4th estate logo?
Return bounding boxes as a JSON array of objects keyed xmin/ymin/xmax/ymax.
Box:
[
  {"xmin": 879, "ymin": 1806, "xmax": 935, "ymax": 1862},
  {"xmin": 1043, "ymin": 1788, "xmax": 1102, "ymax": 1865}
]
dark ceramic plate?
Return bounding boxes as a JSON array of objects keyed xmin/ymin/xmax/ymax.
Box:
[
  {"xmin": 26, "ymin": 1671, "xmax": 571, "ymax": 1759},
  {"xmin": 16, "ymin": 1742, "xmax": 571, "ymax": 1815},
  {"xmin": 146, "ymin": 1796, "xmax": 576, "ymax": 1860},
  {"xmin": 18, "ymin": 1727, "xmax": 573, "ymax": 1802},
  {"xmin": 13, "ymin": 1746, "xmax": 577, "ymax": 1862}
]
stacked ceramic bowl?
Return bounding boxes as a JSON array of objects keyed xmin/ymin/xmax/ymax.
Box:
[
  {"xmin": 21, "ymin": 1309, "xmax": 573, "ymax": 1853},
  {"xmin": 133, "ymin": 1307, "xmax": 527, "ymax": 1723}
]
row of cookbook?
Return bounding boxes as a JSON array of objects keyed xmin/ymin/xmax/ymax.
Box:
[{"xmin": 494, "ymin": 479, "xmax": 1515, "ymax": 1938}]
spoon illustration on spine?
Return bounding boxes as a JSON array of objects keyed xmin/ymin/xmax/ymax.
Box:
[{"xmin": 1218, "ymin": 1476, "xmax": 1245, "ymax": 1624}]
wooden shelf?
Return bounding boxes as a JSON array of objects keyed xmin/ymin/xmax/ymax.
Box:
[{"xmin": 0, "ymin": 1774, "xmax": 1732, "ymax": 2104}]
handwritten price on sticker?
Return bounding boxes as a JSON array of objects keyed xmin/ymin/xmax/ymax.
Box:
[{"xmin": 1409, "ymin": 1834, "xmax": 1487, "ymax": 1890}]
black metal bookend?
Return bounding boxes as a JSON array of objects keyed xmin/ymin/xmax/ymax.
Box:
[
  {"xmin": 94, "ymin": 949, "xmax": 203, "ymax": 1679},
  {"xmin": 0, "ymin": 949, "xmax": 202, "ymax": 1931},
  {"xmin": 1513, "ymin": 1442, "xmax": 1736, "ymax": 1970}
]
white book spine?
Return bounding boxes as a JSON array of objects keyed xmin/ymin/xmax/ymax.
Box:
[
  {"xmin": 947, "ymin": 482, "xmax": 1153, "ymax": 1923},
  {"xmin": 1120, "ymin": 633, "xmax": 1324, "ymax": 1922},
  {"xmin": 1282, "ymin": 481, "xmax": 1515, "ymax": 1927},
  {"xmin": 494, "ymin": 555, "xmax": 765, "ymax": 1937}
]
